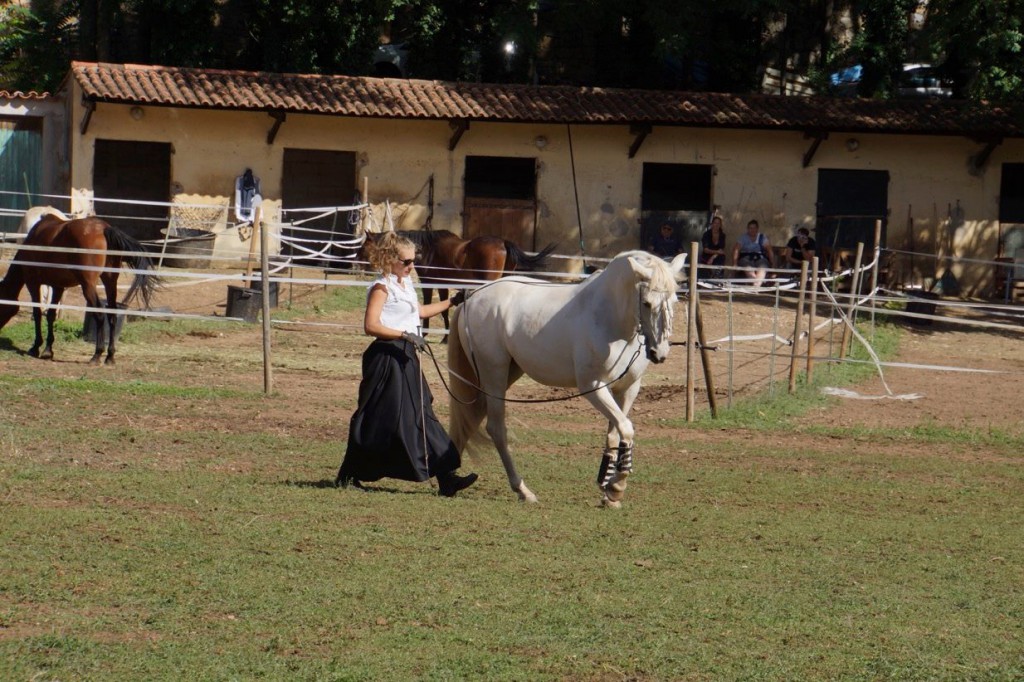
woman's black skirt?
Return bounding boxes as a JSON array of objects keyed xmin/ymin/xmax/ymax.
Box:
[{"xmin": 336, "ymin": 338, "xmax": 460, "ymax": 485}]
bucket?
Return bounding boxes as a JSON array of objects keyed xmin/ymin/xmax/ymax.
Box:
[
  {"xmin": 226, "ymin": 281, "xmax": 279, "ymax": 323},
  {"xmin": 82, "ymin": 301, "xmax": 127, "ymax": 343},
  {"xmin": 156, "ymin": 228, "xmax": 216, "ymax": 269},
  {"xmin": 905, "ymin": 290, "xmax": 939, "ymax": 326}
]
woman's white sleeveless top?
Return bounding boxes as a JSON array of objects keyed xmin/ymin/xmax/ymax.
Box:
[{"xmin": 372, "ymin": 275, "xmax": 420, "ymax": 333}]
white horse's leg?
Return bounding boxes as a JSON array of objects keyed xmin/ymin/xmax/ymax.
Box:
[
  {"xmin": 583, "ymin": 384, "xmax": 639, "ymax": 508},
  {"xmin": 611, "ymin": 381, "xmax": 642, "ymax": 475},
  {"xmin": 482, "ymin": 392, "xmax": 538, "ymax": 503}
]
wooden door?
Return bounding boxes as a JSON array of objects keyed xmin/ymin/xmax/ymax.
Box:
[
  {"xmin": 463, "ymin": 197, "xmax": 535, "ymax": 246},
  {"xmin": 93, "ymin": 139, "xmax": 171, "ymax": 240},
  {"xmin": 281, "ymin": 149, "xmax": 357, "ymax": 263},
  {"xmin": 463, "ymin": 156, "xmax": 537, "ymax": 249}
]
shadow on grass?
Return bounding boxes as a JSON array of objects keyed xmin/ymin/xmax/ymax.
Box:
[
  {"xmin": 284, "ymin": 478, "xmax": 338, "ymax": 489},
  {"xmin": 0, "ymin": 337, "xmax": 28, "ymax": 355},
  {"xmin": 281, "ymin": 478, "xmax": 432, "ymax": 495}
]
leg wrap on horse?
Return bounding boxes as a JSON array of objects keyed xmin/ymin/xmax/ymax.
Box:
[
  {"xmin": 596, "ymin": 450, "xmax": 617, "ymax": 490},
  {"xmin": 616, "ymin": 441, "xmax": 633, "ymax": 474}
]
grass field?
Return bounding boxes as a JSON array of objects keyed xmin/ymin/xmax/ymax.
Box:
[{"xmin": 1, "ymin": 289, "xmax": 1022, "ymax": 680}]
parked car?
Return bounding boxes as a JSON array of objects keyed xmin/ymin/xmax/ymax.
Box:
[
  {"xmin": 897, "ymin": 63, "xmax": 952, "ymax": 98},
  {"xmin": 828, "ymin": 62, "xmax": 952, "ymax": 98},
  {"xmin": 373, "ymin": 42, "xmax": 410, "ymax": 78}
]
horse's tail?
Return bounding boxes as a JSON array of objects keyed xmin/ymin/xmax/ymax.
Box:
[
  {"xmin": 447, "ymin": 305, "xmax": 488, "ymax": 454},
  {"xmin": 0, "ymin": 263, "xmax": 25, "ymax": 329},
  {"xmin": 503, "ymin": 241, "xmax": 556, "ymax": 272},
  {"xmin": 103, "ymin": 226, "xmax": 163, "ymax": 309}
]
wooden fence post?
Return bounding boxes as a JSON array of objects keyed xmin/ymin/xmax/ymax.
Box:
[
  {"xmin": 694, "ymin": 291, "xmax": 717, "ymax": 418},
  {"xmin": 839, "ymin": 242, "xmax": 865, "ymax": 359},
  {"xmin": 260, "ymin": 216, "xmax": 273, "ymax": 395},
  {"xmin": 686, "ymin": 242, "xmax": 698, "ymax": 422},
  {"xmin": 788, "ymin": 260, "xmax": 809, "ymax": 393},
  {"xmin": 806, "ymin": 256, "xmax": 820, "ymax": 383}
]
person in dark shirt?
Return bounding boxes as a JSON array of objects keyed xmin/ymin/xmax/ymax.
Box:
[
  {"xmin": 649, "ymin": 223, "xmax": 682, "ymax": 259},
  {"xmin": 784, "ymin": 227, "xmax": 817, "ymax": 269},
  {"xmin": 700, "ymin": 216, "xmax": 727, "ymax": 278}
]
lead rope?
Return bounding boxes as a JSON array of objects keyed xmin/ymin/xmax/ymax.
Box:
[{"xmin": 412, "ymin": 333, "xmax": 433, "ymax": 489}]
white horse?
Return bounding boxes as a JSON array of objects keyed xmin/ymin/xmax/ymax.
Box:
[
  {"xmin": 14, "ymin": 206, "xmax": 70, "ymax": 312},
  {"xmin": 447, "ymin": 250, "xmax": 687, "ymax": 507}
]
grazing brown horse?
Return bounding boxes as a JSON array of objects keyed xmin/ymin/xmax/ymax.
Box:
[
  {"xmin": 360, "ymin": 229, "xmax": 557, "ymax": 333},
  {"xmin": 0, "ymin": 213, "xmax": 161, "ymax": 364}
]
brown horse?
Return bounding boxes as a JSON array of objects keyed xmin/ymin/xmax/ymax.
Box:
[
  {"xmin": 360, "ymin": 229, "xmax": 557, "ymax": 332},
  {"xmin": 0, "ymin": 213, "xmax": 161, "ymax": 364}
]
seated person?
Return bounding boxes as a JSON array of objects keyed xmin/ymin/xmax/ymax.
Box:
[
  {"xmin": 700, "ymin": 216, "xmax": 727, "ymax": 278},
  {"xmin": 784, "ymin": 227, "xmax": 817, "ymax": 270},
  {"xmin": 732, "ymin": 219, "xmax": 774, "ymax": 286},
  {"xmin": 649, "ymin": 223, "xmax": 682, "ymax": 259}
]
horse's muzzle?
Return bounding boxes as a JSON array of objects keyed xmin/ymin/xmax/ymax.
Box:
[{"xmin": 646, "ymin": 348, "xmax": 668, "ymax": 364}]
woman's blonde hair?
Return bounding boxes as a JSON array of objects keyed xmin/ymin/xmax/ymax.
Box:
[{"xmin": 367, "ymin": 231, "xmax": 415, "ymax": 274}]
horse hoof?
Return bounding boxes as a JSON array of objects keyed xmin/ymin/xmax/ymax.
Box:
[
  {"xmin": 28, "ymin": 348, "xmax": 40, "ymax": 358},
  {"xmin": 40, "ymin": 351, "xmax": 54, "ymax": 361},
  {"xmin": 514, "ymin": 481, "xmax": 538, "ymax": 503},
  {"xmin": 605, "ymin": 485, "xmax": 626, "ymax": 503},
  {"xmin": 104, "ymin": 357, "xmax": 116, "ymax": 366},
  {"xmin": 601, "ymin": 497, "xmax": 622, "ymax": 509},
  {"xmin": 88, "ymin": 357, "xmax": 102, "ymax": 365}
]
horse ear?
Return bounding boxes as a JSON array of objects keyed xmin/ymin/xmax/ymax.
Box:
[
  {"xmin": 627, "ymin": 255, "xmax": 654, "ymax": 281},
  {"xmin": 669, "ymin": 253, "xmax": 688, "ymax": 276}
]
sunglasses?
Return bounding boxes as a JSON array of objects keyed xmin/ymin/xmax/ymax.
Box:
[{"xmin": 398, "ymin": 258, "xmax": 416, "ymax": 266}]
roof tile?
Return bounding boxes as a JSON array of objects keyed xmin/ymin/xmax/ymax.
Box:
[{"xmin": 69, "ymin": 61, "xmax": 1024, "ymax": 137}]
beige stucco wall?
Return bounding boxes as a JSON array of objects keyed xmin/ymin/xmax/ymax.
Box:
[
  {"xmin": 1, "ymin": 94, "xmax": 68, "ymax": 200},
  {"xmin": 68, "ymin": 80, "xmax": 1023, "ymax": 295}
]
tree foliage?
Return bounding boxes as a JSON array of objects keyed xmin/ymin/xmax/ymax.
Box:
[
  {"xmin": 917, "ymin": 0, "xmax": 1024, "ymax": 100},
  {"xmin": 1, "ymin": 0, "xmax": 1021, "ymax": 101}
]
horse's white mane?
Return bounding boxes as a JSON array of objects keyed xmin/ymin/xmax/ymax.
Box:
[{"xmin": 615, "ymin": 250, "xmax": 679, "ymax": 293}]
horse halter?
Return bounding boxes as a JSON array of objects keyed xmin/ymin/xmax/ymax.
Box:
[{"xmin": 636, "ymin": 282, "xmax": 673, "ymax": 360}]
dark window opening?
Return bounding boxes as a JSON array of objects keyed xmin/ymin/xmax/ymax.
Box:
[
  {"xmin": 465, "ymin": 156, "xmax": 536, "ymax": 200},
  {"xmin": 93, "ymin": 139, "xmax": 171, "ymax": 241},
  {"xmin": 815, "ymin": 168, "xmax": 889, "ymax": 252},
  {"xmin": 0, "ymin": 116, "xmax": 42, "ymax": 133},
  {"xmin": 281, "ymin": 148, "xmax": 357, "ymax": 266},
  {"xmin": 999, "ymin": 163, "xmax": 1024, "ymax": 224},
  {"xmin": 640, "ymin": 163, "xmax": 713, "ymax": 251},
  {"xmin": 641, "ymin": 163, "xmax": 712, "ymax": 211}
]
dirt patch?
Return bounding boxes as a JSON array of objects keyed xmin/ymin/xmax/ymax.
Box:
[{"xmin": 2, "ymin": 269, "xmax": 1022, "ymax": 455}]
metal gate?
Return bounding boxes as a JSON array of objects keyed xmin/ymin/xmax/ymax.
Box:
[{"xmin": 0, "ymin": 118, "xmax": 42, "ymax": 234}]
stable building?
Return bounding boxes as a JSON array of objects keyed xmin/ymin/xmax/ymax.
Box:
[{"xmin": 50, "ymin": 61, "xmax": 1024, "ymax": 296}]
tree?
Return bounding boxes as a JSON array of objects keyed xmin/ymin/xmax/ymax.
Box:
[
  {"xmin": 2, "ymin": 0, "xmax": 1022, "ymax": 101},
  {"xmin": 919, "ymin": 0, "xmax": 1024, "ymax": 100},
  {"xmin": 0, "ymin": 1, "xmax": 78, "ymax": 93}
]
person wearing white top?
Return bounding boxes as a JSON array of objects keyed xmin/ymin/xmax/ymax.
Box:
[{"xmin": 335, "ymin": 231, "xmax": 477, "ymax": 497}]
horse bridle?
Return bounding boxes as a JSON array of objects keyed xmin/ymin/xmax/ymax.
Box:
[{"xmin": 636, "ymin": 282, "xmax": 673, "ymax": 360}]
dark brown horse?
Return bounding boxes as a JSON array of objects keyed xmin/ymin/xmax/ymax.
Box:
[
  {"xmin": 0, "ymin": 213, "xmax": 161, "ymax": 364},
  {"xmin": 360, "ymin": 229, "xmax": 556, "ymax": 332}
]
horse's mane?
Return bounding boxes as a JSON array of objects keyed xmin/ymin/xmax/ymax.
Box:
[
  {"xmin": 610, "ymin": 250, "xmax": 679, "ymax": 293},
  {"xmin": 401, "ymin": 229, "xmax": 459, "ymax": 250}
]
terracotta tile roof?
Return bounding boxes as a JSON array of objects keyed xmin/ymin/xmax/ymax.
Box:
[
  {"xmin": 70, "ymin": 61, "xmax": 1024, "ymax": 138},
  {"xmin": 0, "ymin": 90, "xmax": 51, "ymax": 100}
]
